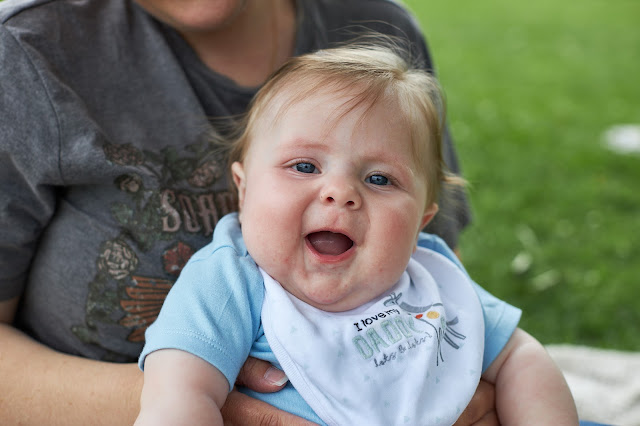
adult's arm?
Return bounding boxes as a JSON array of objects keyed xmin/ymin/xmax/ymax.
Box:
[
  {"xmin": 0, "ymin": 297, "xmax": 313, "ymax": 425},
  {"xmin": 0, "ymin": 297, "xmax": 142, "ymax": 425}
]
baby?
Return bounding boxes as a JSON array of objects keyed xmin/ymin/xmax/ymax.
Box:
[{"xmin": 136, "ymin": 44, "xmax": 578, "ymax": 425}]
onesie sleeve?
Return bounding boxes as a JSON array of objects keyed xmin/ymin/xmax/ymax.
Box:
[
  {"xmin": 417, "ymin": 232, "xmax": 522, "ymax": 372},
  {"xmin": 139, "ymin": 214, "xmax": 264, "ymax": 391}
]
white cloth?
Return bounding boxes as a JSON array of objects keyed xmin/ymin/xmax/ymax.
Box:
[
  {"xmin": 260, "ymin": 247, "xmax": 485, "ymax": 426},
  {"xmin": 547, "ymin": 344, "xmax": 640, "ymax": 426}
]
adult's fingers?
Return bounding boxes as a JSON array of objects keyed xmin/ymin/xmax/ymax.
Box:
[
  {"xmin": 472, "ymin": 410, "xmax": 500, "ymax": 426},
  {"xmin": 454, "ymin": 380, "xmax": 499, "ymax": 426},
  {"xmin": 221, "ymin": 389, "xmax": 314, "ymax": 426},
  {"xmin": 235, "ymin": 357, "xmax": 288, "ymax": 393}
]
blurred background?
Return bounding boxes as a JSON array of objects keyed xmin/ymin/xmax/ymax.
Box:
[{"xmin": 404, "ymin": 0, "xmax": 640, "ymax": 352}]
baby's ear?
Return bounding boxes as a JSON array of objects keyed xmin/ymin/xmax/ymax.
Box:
[
  {"xmin": 231, "ymin": 162, "xmax": 247, "ymax": 220},
  {"xmin": 420, "ymin": 203, "xmax": 439, "ymax": 230},
  {"xmin": 414, "ymin": 203, "xmax": 439, "ymax": 252}
]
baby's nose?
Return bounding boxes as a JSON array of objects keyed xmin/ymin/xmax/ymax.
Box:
[{"xmin": 320, "ymin": 181, "xmax": 362, "ymax": 209}]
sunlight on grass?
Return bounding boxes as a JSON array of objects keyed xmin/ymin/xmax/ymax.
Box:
[{"xmin": 404, "ymin": 0, "xmax": 640, "ymax": 350}]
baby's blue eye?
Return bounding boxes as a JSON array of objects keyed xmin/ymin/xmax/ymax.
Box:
[
  {"xmin": 294, "ymin": 162, "xmax": 316, "ymax": 173},
  {"xmin": 366, "ymin": 175, "xmax": 390, "ymax": 186}
]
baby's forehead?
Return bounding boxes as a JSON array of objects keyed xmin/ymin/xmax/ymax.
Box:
[
  {"xmin": 249, "ymin": 77, "xmax": 424, "ymax": 154},
  {"xmin": 260, "ymin": 80, "xmax": 399, "ymax": 129}
]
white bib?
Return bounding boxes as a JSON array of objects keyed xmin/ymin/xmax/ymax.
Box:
[{"xmin": 260, "ymin": 247, "xmax": 484, "ymax": 426}]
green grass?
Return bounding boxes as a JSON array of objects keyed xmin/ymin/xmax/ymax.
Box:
[{"xmin": 404, "ymin": 0, "xmax": 640, "ymax": 351}]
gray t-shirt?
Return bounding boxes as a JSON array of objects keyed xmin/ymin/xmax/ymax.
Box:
[{"xmin": 0, "ymin": 0, "xmax": 470, "ymax": 362}]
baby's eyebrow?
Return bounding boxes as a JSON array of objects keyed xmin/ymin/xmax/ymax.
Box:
[
  {"xmin": 278, "ymin": 138, "xmax": 331, "ymax": 153},
  {"xmin": 361, "ymin": 150, "xmax": 411, "ymax": 168}
]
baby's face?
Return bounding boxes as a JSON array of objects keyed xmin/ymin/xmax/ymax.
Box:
[{"xmin": 232, "ymin": 89, "xmax": 437, "ymax": 312}]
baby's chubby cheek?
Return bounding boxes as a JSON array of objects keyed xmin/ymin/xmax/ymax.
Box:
[{"xmin": 243, "ymin": 231, "xmax": 291, "ymax": 276}]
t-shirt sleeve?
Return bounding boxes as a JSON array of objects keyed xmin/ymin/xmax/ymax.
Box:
[
  {"xmin": 417, "ymin": 232, "xmax": 522, "ymax": 372},
  {"xmin": 0, "ymin": 24, "xmax": 61, "ymax": 300},
  {"xmin": 139, "ymin": 216, "xmax": 264, "ymax": 390}
]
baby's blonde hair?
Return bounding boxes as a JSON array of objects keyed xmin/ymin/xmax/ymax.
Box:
[{"xmin": 227, "ymin": 42, "xmax": 463, "ymax": 207}]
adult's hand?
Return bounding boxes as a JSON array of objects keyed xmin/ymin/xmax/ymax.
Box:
[
  {"xmin": 454, "ymin": 380, "xmax": 500, "ymax": 425},
  {"xmin": 225, "ymin": 355, "xmax": 498, "ymax": 426},
  {"xmin": 234, "ymin": 356, "xmax": 289, "ymax": 392},
  {"xmin": 222, "ymin": 390, "xmax": 314, "ymax": 426},
  {"xmin": 222, "ymin": 357, "xmax": 314, "ymax": 425}
]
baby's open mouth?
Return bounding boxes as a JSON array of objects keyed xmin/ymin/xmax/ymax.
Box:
[{"xmin": 306, "ymin": 231, "xmax": 354, "ymax": 256}]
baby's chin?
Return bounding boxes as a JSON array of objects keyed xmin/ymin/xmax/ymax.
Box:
[{"xmin": 283, "ymin": 282, "xmax": 371, "ymax": 313}]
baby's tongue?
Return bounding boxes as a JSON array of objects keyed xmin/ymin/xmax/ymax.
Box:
[{"xmin": 307, "ymin": 231, "xmax": 353, "ymax": 256}]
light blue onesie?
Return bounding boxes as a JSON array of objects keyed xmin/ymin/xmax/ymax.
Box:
[{"xmin": 139, "ymin": 213, "xmax": 521, "ymax": 424}]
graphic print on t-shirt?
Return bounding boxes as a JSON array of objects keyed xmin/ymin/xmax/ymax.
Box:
[{"xmin": 71, "ymin": 141, "xmax": 237, "ymax": 358}]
